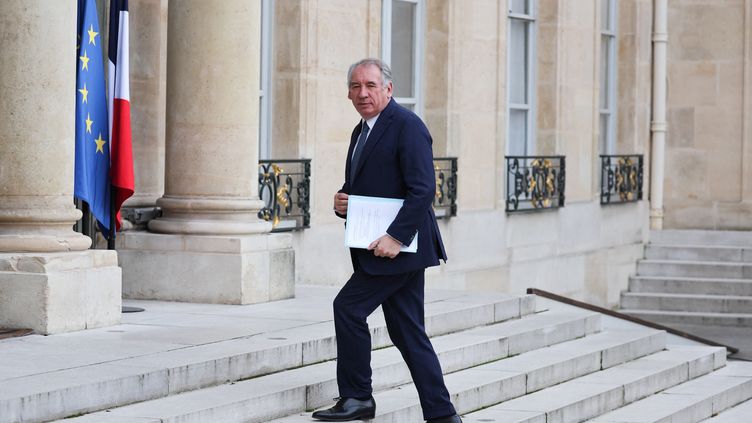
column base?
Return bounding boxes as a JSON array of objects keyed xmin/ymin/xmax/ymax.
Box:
[
  {"xmin": 117, "ymin": 231, "xmax": 295, "ymax": 304},
  {"xmin": 0, "ymin": 251, "xmax": 122, "ymax": 335},
  {"xmin": 148, "ymin": 196, "xmax": 272, "ymax": 235}
]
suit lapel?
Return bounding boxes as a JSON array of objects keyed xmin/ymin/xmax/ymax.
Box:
[
  {"xmin": 345, "ymin": 123, "xmax": 361, "ymax": 185},
  {"xmin": 351, "ymin": 99, "xmax": 396, "ymax": 182}
]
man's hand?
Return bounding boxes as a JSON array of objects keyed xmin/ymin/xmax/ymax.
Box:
[
  {"xmin": 368, "ymin": 234, "xmax": 402, "ymax": 259},
  {"xmin": 334, "ymin": 192, "xmax": 349, "ymax": 215}
]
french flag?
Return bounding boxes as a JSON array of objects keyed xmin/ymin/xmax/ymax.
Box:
[{"xmin": 107, "ymin": 0, "xmax": 134, "ymax": 230}]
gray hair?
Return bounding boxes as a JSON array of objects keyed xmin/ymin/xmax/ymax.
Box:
[{"xmin": 347, "ymin": 58, "xmax": 393, "ymax": 87}]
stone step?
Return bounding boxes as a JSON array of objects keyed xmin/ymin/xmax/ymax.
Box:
[
  {"xmin": 268, "ymin": 328, "xmax": 667, "ymax": 423},
  {"xmin": 620, "ymin": 292, "xmax": 752, "ymax": 314},
  {"xmin": 644, "ymin": 244, "xmax": 752, "ymax": 263},
  {"xmin": 587, "ymin": 361, "xmax": 752, "ymax": 423},
  {"xmin": 629, "ymin": 275, "xmax": 752, "ymax": 296},
  {"xmin": 463, "ymin": 346, "xmax": 726, "ymax": 423},
  {"xmin": 700, "ymin": 397, "xmax": 752, "ymax": 422},
  {"xmin": 636, "ymin": 259, "xmax": 752, "ymax": 279},
  {"xmin": 620, "ymin": 309, "xmax": 752, "ymax": 327},
  {"xmin": 650, "ymin": 229, "xmax": 752, "ymax": 247},
  {"xmin": 0, "ymin": 293, "xmax": 536, "ymax": 423},
  {"xmin": 56, "ymin": 309, "xmax": 602, "ymax": 423}
]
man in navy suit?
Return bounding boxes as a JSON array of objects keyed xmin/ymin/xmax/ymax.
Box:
[{"xmin": 312, "ymin": 59, "xmax": 461, "ymax": 423}]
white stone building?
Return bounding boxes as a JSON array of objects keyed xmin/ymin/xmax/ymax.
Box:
[{"xmin": 1, "ymin": 0, "xmax": 750, "ymax": 334}]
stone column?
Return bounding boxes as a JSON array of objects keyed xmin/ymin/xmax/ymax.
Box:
[
  {"xmin": 0, "ymin": 1, "xmax": 121, "ymax": 334},
  {"xmin": 117, "ymin": 0, "xmax": 294, "ymax": 304},
  {"xmin": 122, "ymin": 0, "xmax": 167, "ymax": 217}
]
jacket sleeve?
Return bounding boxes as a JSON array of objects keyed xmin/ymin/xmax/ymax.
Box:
[
  {"xmin": 337, "ymin": 125, "xmax": 358, "ymax": 220},
  {"xmin": 335, "ymin": 186, "xmax": 348, "ymax": 220},
  {"xmin": 386, "ymin": 115, "xmax": 435, "ymax": 245}
]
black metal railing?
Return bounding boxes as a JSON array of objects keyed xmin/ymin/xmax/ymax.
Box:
[
  {"xmin": 505, "ymin": 155, "xmax": 566, "ymax": 212},
  {"xmin": 433, "ymin": 157, "xmax": 457, "ymax": 219},
  {"xmin": 600, "ymin": 154, "xmax": 643, "ymax": 205},
  {"xmin": 258, "ymin": 159, "xmax": 311, "ymax": 232}
]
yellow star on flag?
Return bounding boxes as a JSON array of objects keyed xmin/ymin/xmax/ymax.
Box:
[
  {"xmin": 85, "ymin": 113, "xmax": 93, "ymax": 134},
  {"xmin": 87, "ymin": 24, "xmax": 98, "ymax": 45},
  {"xmin": 95, "ymin": 133, "xmax": 107, "ymax": 154},
  {"xmin": 79, "ymin": 50, "xmax": 90, "ymax": 71},
  {"xmin": 78, "ymin": 83, "xmax": 89, "ymax": 104}
]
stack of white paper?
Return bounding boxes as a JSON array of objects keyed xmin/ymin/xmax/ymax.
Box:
[{"xmin": 344, "ymin": 195, "xmax": 418, "ymax": 253}]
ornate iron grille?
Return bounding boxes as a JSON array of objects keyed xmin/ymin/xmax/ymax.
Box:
[
  {"xmin": 505, "ymin": 156, "xmax": 566, "ymax": 212},
  {"xmin": 433, "ymin": 157, "xmax": 458, "ymax": 219},
  {"xmin": 258, "ymin": 159, "xmax": 311, "ymax": 232},
  {"xmin": 600, "ymin": 155, "xmax": 643, "ymax": 205}
]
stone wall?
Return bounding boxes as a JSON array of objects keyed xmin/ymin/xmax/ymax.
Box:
[
  {"xmin": 664, "ymin": 0, "xmax": 752, "ymax": 229},
  {"xmin": 115, "ymin": 0, "xmax": 752, "ymax": 308},
  {"xmin": 270, "ymin": 0, "xmax": 651, "ymax": 307}
]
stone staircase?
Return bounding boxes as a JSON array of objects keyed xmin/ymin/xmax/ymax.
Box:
[
  {"xmin": 1, "ymin": 285, "xmax": 750, "ymax": 423},
  {"xmin": 620, "ymin": 229, "xmax": 752, "ymax": 329}
]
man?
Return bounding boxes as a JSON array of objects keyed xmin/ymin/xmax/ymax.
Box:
[{"xmin": 311, "ymin": 58, "xmax": 461, "ymax": 423}]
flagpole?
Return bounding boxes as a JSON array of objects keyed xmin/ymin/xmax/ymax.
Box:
[{"xmin": 108, "ymin": 184, "xmax": 116, "ymax": 250}]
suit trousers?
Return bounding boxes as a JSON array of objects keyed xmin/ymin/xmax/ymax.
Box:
[{"xmin": 333, "ymin": 266, "xmax": 456, "ymax": 420}]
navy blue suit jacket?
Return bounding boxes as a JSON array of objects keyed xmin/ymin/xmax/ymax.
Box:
[{"xmin": 339, "ymin": 99, "xmax": 448, "ymax": 276}]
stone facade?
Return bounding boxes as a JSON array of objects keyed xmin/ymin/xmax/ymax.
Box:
[
  {"xmin": 1, "ymin": 0, "xmax": 750, "ymax": 333},
  {"xmin": 264, "ymin": 0, "xmax": 653, "ymax": 306},
  {"xmin": 664, "ymin": 0, "xmax": 752, "ymax": 229}
]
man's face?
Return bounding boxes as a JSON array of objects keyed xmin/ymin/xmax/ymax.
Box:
[{"xmin": 347, "ymin": 64, "xmax": 393, "ymax": 120}]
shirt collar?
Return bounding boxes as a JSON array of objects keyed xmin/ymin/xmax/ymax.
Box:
[{"xmin": 364, "ymin": 113, "xmax": 380, "ymax": 131}]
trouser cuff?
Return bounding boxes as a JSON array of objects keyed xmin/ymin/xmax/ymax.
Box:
[{"xmin": 423, "ymin": 404, "xmax": 457, "ymax": 421}]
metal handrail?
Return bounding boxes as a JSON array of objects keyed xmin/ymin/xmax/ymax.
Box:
[{"xmin": 527, "ymin": 288, "xmax": 739, "ymax": 355}]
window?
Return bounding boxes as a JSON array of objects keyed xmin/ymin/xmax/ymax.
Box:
[
  {"xmin": 507, "ymin": 0, "xmax": 537, "ymax": 156},
  {"xmin": 599, "ymin": 0, "xmax": 617, "ymax": 154},
  {"xmin": 382, "ymin": 0, "xmax": 424, "ymax": 113},
  {"xmin": 259, "ymin": 0, "xmax": 274, "ymax": 160}
]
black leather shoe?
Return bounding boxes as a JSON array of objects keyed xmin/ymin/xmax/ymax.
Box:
[
  {"xmin": 312, "ymin": 397, "xmax": 376, "ymax": 421},
  {"xmin": 427, "ymin": 414, "xmax": 462, "ymax": 423}
]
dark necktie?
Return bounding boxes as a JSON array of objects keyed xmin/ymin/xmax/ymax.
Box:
[{"xmin": 350, "ymin": 122, "xmax": 370, "ymax": 180}]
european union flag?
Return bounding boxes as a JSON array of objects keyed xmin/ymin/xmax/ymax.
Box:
[{"xmin": 74, "ymin": 0, "xmax": 112, "ymax": 234}]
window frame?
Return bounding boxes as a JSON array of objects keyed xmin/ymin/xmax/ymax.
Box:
[
  {"xmin": 381, "ymin": 0, "xmax": 425, "ymax": 115},
  {"xmin": 259, "ymin": 0, "xmax": 274, "ymax": 160},
  {"xmin": 599, "ymin": 0, "xmax": 618, "ymax": 155},
  {"xmin": 507, "ymin": 0, "xmax": 537, "ymax": 156}
]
